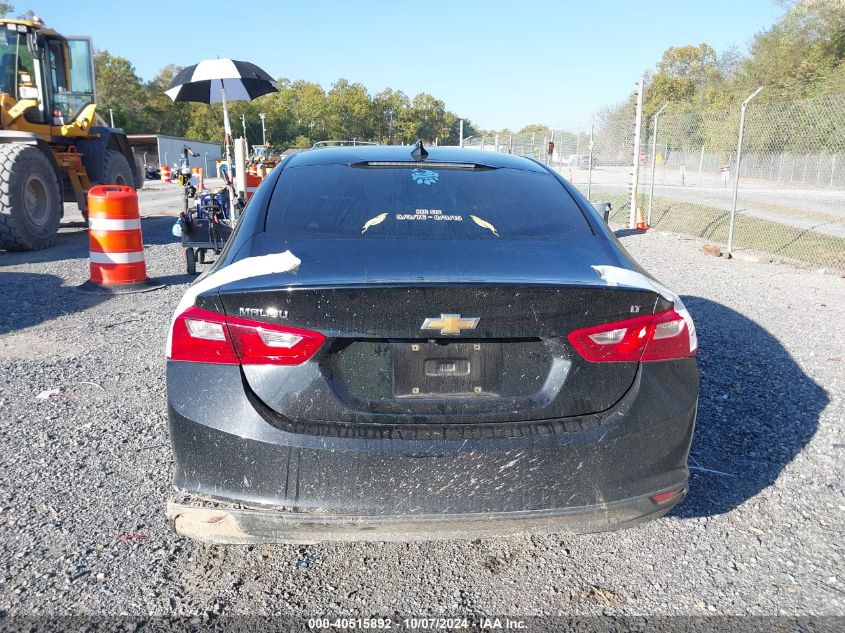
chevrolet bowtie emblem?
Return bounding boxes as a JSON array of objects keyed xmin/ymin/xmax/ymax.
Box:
[{"xmin": 421, "ymin": 313, "xmax": 480, "ymax": 336}]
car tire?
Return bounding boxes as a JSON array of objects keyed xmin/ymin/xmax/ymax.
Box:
[{"xmin": 0, "ymin": 144, "xmax": 61, "ymax": 251}]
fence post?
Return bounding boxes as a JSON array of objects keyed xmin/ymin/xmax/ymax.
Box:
[
  {"xmin": 696, "ymin": 145, "xmax": 705, "ymax": 186},
  {"xmin": 647, "ymin": 103, "xmax": 668, "ymax": 226},
  {"xmin": 629, "ymin": 76, "xmax": 645, "ymax": 230},
  {"xmin": 559, "ymin": 132, "xmax": 564, "ymax": 169},
  {"xmin": 587, "ymin": 123, "xmax": 594, "ymax": 201},
  {"xmin": 727, "ymin": 86, "xmax": 763, "ymax": 256}
]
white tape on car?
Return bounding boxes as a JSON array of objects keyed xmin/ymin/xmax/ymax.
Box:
[
  {"xmin": 592, "ymin": 265, "xmax": 697, "ymax": 353},
  {"xmin": 166, "ymin": 251, "xmax": 302, "ymax": 357}
]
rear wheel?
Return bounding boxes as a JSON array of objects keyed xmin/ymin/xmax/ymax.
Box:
[
  {"xmin": 102, "ymin": 149, "xmax": 134, "ymax": 187},
  {"xmin": 186, "ymin": 247, "xmax": 196, "ymax": 275},
  {"xmin": 0, "ymin": 144, "xmax": 62, "ymax": 251}
]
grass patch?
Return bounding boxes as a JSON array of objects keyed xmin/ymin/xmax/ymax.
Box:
[{"xmin": 585, "ymin": 189, "xmax": 845, "ymax": 271}]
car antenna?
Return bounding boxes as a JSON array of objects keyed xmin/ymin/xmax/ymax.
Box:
[{"xmin": 411, "ymin": 139, "xmax": 428, "ymax": 161}]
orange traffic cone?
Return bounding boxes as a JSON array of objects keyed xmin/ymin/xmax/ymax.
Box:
[
  {"xmin": 76, "ymin": 186, "xmax": 164, "ymax": 294},
  {"xmin": 635, "ymin": 204, "xmax": 649, "ymax": 231}
]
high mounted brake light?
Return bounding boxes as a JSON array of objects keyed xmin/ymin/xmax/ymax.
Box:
[
  {"xmin": 352, "ymin": 161, "xmax": 494, "ymax": 170},
  {"xmin": 568, "ymin": 308, "xmax": 697, "ymax": 363},
  {"xmin": 168, "ymin": 306, "xmax": 326, "ymax": 365}
]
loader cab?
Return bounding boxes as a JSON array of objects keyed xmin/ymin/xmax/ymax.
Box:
[
  {"xmin": 0, "ymin": 22, "xmax": 42, "ymax": 122},
  {"xmin": 0, "ymin": 19, "xmax": 96, "ymax": 133},
  {"xmin": 45, "ymin": 34, "xmax": 96, "ymax": 127}
]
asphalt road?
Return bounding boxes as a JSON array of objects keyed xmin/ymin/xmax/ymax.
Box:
[
  {"xmin": 560, "ymin": 165, "xmax": 845, "ymax": 238},
  {"xmin": 0, "ymin": 184, "xmax": 843, "ymax": 623}
]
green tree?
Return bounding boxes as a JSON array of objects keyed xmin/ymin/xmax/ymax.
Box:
[
  {"xmin": 644, "ymin": 43, "xmax": 721, "ymax": 116},
  {"xmin": 93, "ymin": 50, "xmax": 148, "ymax": 131},
  {"xmin": 373, "ymin": 87, "xmax": 410, "ymax": 144},
  {"xmin": 740, "ymin": 0, "xmax": 845, "ymax": 99},
  {"xmin": 145, "ymin": 64, "xmax": 193, "ymax": 136},
  {"xmin": 326, "ymin": 79, "xmax": 374, "ymax": 140},
  {"xmin": 410, "ymin": 93, "xmax": 450, "ymax": 143}
]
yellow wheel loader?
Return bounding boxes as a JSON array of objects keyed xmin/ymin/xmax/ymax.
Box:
[{"xmin": 0, "ymin": 17, "xmax": 142, "ymax": 251}]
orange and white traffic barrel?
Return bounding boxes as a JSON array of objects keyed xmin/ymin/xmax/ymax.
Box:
[
  {"xmin": 161, "ymin": 164, "xmax": 171, "ymax": 182},
  {"xmin": 245, "ymin": 173, "xmax": 262, "ymax": 202},
  {"xmin": 76, "ymin": 185, "xmax": 163, "ymax": 294}
]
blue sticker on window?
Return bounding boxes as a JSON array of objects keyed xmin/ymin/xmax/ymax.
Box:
[{"xmin": 411, "ymin": 169, "xmax": 439, "ymax": 185}]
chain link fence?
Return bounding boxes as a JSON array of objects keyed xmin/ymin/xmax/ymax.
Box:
[{"xmin": 464, "ymin": 92, "xmax": 845, "ymax": 272}]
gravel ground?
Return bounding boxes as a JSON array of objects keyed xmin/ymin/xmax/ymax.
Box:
[{"xmin": 0, "ymin": 186, "xmax": 843, "ymax": 621}]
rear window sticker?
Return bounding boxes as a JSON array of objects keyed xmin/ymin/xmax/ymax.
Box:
[
  {"xmin": 395, "ymin": 209, "xmax": 463, "ymax": 221},
  {"xmin": 411, "ymin": 169, "xmax": 439, "ymax": 185},
  {"xmin": 361, "ymin": 212, "xmax": 388, "ymax": 233}
]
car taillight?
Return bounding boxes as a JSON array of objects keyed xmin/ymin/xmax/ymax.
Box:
[
  {"xmin": 168, "ymin": 306, "xmax": 326, "ymax": 365},
  {"xmin": 568, "ymin": 308, "xmax": 696, "ymax": 363}
]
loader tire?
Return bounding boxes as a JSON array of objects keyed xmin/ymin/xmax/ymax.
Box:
[
  {"xmin": 133, "ymin": 155, "xmax": 145, "ymax": 190},
  {"xmin": 0, "ymin": 144, "xmax": 61, "ymax": 251},
  {"xmin": 102, "ymin": 149, "xmax": 134, "ymax": 188}
]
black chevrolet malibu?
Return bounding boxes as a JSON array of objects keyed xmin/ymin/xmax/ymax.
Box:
[{"xmin": 165, "ymin": 145, "xmax": 698, "ymax": 543}]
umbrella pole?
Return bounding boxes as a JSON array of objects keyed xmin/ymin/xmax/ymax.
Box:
[{"xmin": 220, "ymin": 82, "xmax": 238, "ymax": 224}]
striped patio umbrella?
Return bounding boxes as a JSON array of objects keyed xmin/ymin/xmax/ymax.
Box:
[{"xmin": 165, "ymin": 59, "xmax": 277, "ymax": 188}]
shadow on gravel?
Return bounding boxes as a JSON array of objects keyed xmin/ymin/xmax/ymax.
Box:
[
  {"xmin": 614, "ymin": 228, "xmax": 649, "ymax": 239},
  {"xmin": 0, "ymin": 215, "xmax": 182, "ymax": 269},
  {"xmin": 672, "ymin": 296, "xmax": 827, "ymax": 519},
  {"xmin": 0, "ymin": 229, "xmax": 89, "ymax": 267},
  {"xmin": 141, "ymin": 215, "xmax": 184, "ymax": 247},
  {"xmin": 0, "ymin": 272, "xmax": 109, "ymax": 335},
  {"xmin": 155, "ymin": 272, "xmax": 198, "ymax": 287}
]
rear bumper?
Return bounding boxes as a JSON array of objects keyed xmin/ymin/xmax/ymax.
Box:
[
  {"xmin": 166, "ymin": 358, "xmax": 698, "ymax": 542},
  {"xmin": 167, "ymin": 488, "xmax": 686, "ymax": 544}
]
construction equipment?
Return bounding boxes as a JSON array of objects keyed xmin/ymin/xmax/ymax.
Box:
[
  {"xmin": 249, "ymin": 143, "xmax": 280, "ymax": 172},
  {"xmin": 0, "ymin": 17, "xmax": 142, "ymax": 251},
  {"xmin": 172, "ymin": 144, "xmax": 232, "ymax": 274}
]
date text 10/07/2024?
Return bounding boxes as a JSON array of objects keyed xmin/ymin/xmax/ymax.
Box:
[{"xmin": 307, "ymin": 617, "xmax": 528, "ymax": 630}]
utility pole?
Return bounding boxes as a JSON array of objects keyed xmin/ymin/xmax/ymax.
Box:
[
  {"xmin": 459, "ymin": 119, "xmax": 464, "ymax": 148},
  {"xmin": 241, "ymin": 114, "xmax": 247, "ymax": 141},
  {"xmin": 109, "ymin": 108, "xmax": 114, "ymax": 128},
  {"xmin": 629, "ymin": 76, "xmax": 645, "ymax": 229},
  {"xmin": 727, "ymin": 86, "xmax": 763, "ymax": 255},
  {"xmin": 259, "ymin": 113, "xmax": 267, "ymax": 146}
]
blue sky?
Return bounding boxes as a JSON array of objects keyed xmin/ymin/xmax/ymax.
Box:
[{"xmin": 34, "ymin": 0, "xmax": 785, "ymax": 130}]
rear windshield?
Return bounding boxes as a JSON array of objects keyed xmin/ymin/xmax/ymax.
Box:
[{"xmin": 264, "ymin": 164, "xmax": 593, "ymax": 240}]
